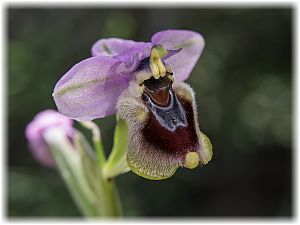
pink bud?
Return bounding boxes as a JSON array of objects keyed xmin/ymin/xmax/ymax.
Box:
[{"xmin": 25, "ymin": 110, "xmax": 74, "ymax": 168}]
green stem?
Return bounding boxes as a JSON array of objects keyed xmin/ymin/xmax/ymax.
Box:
[
  {"xmin": 94, "ymin": 138, "xmax": 106, "ymax": 168},
  {"xmin": 99, "ymin": 178, "xmax": 122, "ymax": 217},
  {"xmin": 75, "ymin": 129, "xmax": 122, "ymax": 217},
  {"xmin": 102, "ymin": 116, "xmax": 130, "ymax": 180},
  {"xmin": 45, "ymin": 128, "xmax": 122, "ymax": 218},
  {"xmin": 45, "ymin": 130, "xmax": 100, "ymax": 216},
  {"xmin": 79, "ymin": 121, "xmax": 106, "ymax": 167}
]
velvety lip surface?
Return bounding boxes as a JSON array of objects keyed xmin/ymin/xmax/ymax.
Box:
[{"xmin": 142, "ymin": 89, "xmax": 199, "ymax": 157}]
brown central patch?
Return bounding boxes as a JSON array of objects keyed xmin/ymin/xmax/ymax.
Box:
[{"xmin": 143, "ymin": 76, "xmax": 171, "ymax": 107}]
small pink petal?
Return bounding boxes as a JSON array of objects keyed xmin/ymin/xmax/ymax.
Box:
[{"xmin": 152, "ymin": 29, "xmax": 205, "ymax": 81}]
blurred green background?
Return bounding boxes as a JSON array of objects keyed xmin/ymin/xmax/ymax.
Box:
[{"xmin": 8, "ymin": 7, "xmax": 292, "ymax": 217}]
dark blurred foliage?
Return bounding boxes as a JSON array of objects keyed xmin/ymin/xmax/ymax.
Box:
[{"xmin": 7, "ymin": 7, "xmax": 292, "ymax": 218}]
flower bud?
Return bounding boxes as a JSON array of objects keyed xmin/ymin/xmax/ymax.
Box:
[{"xmin": 25, "ymin": 110, "xmax": 74, "ymax": 168}]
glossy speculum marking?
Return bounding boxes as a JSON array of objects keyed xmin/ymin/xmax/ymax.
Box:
[
  {"xmin": 143, "ymin": 75, "xmax": 172, "ymax": 107},
  {"xmin": 141, "ymin": 76, "xmax": 199, "ymax": 156}
]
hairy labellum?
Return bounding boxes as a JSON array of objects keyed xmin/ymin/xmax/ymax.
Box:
[{"xmin": 117, "ymin": 67, "xmax": 212, "ymax": 180}]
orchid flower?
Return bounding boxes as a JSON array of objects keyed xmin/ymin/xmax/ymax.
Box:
[{"xmin": 53, "ymin": 29, "xmax": 213, "ymax": 180}]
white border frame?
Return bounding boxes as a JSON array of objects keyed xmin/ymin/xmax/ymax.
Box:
[{"xmin": 1, "ymin": 1, "xmax": 298, "ymax": 225}]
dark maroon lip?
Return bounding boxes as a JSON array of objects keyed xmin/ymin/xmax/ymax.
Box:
[
  {"xmin": 141, "ymin": 88, "xmax": 199, "ymax": 156},
  {"xmin": 142, "ymin": 89, "xmax": 187, "ymax": 132}
]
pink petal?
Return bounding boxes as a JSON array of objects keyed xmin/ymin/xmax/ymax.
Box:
[
  {"xmin": 53, "ymin": 56, "xmax": 129, "ymax": 121},
  {"xmin": 151, "ymin": 30, "xmax": 205, "ymax": 81},
  {"xmin": 91, "ymin": 37, "xmax": 149, "ymax": 57}
]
